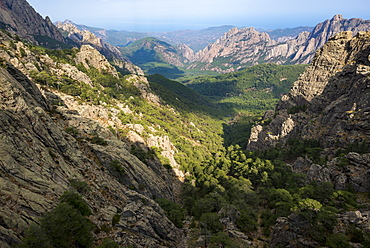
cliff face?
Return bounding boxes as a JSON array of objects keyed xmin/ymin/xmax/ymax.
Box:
[
  {"xmin": 194, "ymin": 15, "xmax": 370, "ymax": 73},
  {"xmin": 0, "ymin": 29, "xmax": 184, "ymax": 247},
  {"xmin": 192, "ymin": 27, "xmax": 275, "ymax": 72},
  {"xmin": 248, "ymin": 31, "xmax": 370, "ymax": 192},
  {"xmin": 0, "ymin": 0, "xmax": 64, "ymax": 43},
  {"xmin": 246, "ymin": 29, "xmax": 370, "ymax": 248},
  {"xmin": 248, "ymin": 31, "xmax": 370, "ymax": 151}
]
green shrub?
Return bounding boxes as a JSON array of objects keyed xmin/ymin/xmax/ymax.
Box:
[
  {"xmin": 112, "ymin": 214, "xmax": 121, "ymax": 226},
  {"xmin": 199, "ymin": 213, "xmax": 223, "ymax": 234},
  {"xmin": 90, "ymin": 135, "xmax": 108, "ymax": 146},
  {"xmin": 110, "ymin": 160, "xmax": 125, "ymax": 176},
  {"xmin": 19, "ymin": 202, "xmax": 94, "ymax": 248},
  {"xmin": 287, "ymin": 104, "xmax": 307, "ymax": 114},
  {"xmin": 155, "ymin": 198, "xmax": 185, "ymax": 228},
  {"xmin": 59, "ymin": 191, "xmax": 92, "ymax": 216},
  {"xmin": 68, "ymin": 179, "xmax": 90, "ymax": 193},
  {"xmin": 96, "ymin": 239, "xmax": 121, "ymax": 248},
  {"xmin": 325, "ymin": 233, "xmax": 351, "ymax": 248},
  {"xmin": 65, "ymin": 127, "xmax": 79, "ymax": 137}
]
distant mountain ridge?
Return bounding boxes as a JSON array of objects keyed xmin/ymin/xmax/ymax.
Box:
[
  {"xmin": 260, "ymin": 26, "xmax": 314, "ymax": 42},
  {"xmin": 192, "ymin": 15, "xmax": 370, "ymax": 72},
  {"xmin": 62, "ymin": 21, "xmax": 236, "ymax": 52},
  {"xmin": 118, "ymin": 37, "xmax": 194, "ymax": 78},
  {"xmin": 65, "ymin": 16, "xmax": 370, "ymax": 75}
]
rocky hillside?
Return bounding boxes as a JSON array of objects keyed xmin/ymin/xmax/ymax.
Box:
[
  {"xmin": 0, "ymin": 3, "xmax": 232, "ymax": 247},
  {"xmin": 246, "ymin": 30, "xmax": 370, "ymax": 247},
  {"xmin": 193, "ymin": 15, "xmax": 370, "ymax": 73},
  {"xmin": 0, "ymin": 28, "xmax": 238, "ymax": 246},
  {"xmin": 56, "ymin": 21, "xmax": 123, "ymax": 60},
  {"xmin": 248, "ymin": 31, "xmax": 370, "ymax": 153},
  {"xmin": 248, "ymin": 30, "xmax": 370, "ymax": 192},
  {"xmin": 0, "ymin": 0, "xmax": 65, "ymax": 45},
  {"xmin": 119, "ymin": 37, "xmax": 193, "ymax": 67}
]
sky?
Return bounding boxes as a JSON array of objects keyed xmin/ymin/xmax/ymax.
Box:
[{"xmin": 27, "ymin": 0, "xmax": 370, "ymax": 32}]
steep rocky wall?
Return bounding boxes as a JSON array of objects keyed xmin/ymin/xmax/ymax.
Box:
[
  {"xmin": 0, "ymin": 0, "xmax": 64, "ymax": 43},
  {"xmin": 248, "ymin": 30, "xmax": 370, "ymax": 248},
  {"xmin": 247, "ymin": 31, "xmax": 370, "ymax": 194},
  {"xmin": 0, "ymin": 32, "xmax": 185, "ymax": 248},
  {"xmin": 0, "ymin": 62, "xmax": 183, "ymax": 247},
  {"xmin": 248, "ymin": 31, "xmax": 370, "ymax": 152}
]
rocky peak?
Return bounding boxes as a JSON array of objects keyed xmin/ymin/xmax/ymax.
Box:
[
  {"xmin": 0, "ymin": 0, "xmax": 64, "ymax": 43},
  {"xmin": 304, "ymin": 15, "xmax": 370, "ymax": 59},
  {"xmin": 176, "ymin": 43, "xmax": 196, "ymax": 63},
  {"xmin": 332, "ymin": 14, "xmax": 344, "ymax": 22},
  {"xmin": 75, "ymin": 44, "xmax": 120, "ymax": 78},
  {"xmin": 57, "ymin": 21, "xmax": 120, "ymax": 59},
  {"xmin": 194, "ymin": 27, "xmax": 274, "ymax": 70}
]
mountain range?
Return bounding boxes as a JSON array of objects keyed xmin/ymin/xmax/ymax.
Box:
[
  {"xmin": 191, "ymin": 15, "xmax": 370, "ymax": 72},
  {"xmin": 70, "ymin": 23, "xmax": 313, "ymax": 53},
  {"xmin": 59, "ymin": 15, "xmax": 370, "ymax": 75}
]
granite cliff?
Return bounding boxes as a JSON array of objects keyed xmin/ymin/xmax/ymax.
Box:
[
  {"xmin": 246, "ymin": 31, "xmax": 370, "ymax": 246},
  {"xmin": 56, "ymin": 21, "xmax": 122, "ymax": 60},
  {"xmin": 0, "ymin": 0, "xmax": 65, "ymax": 45},
  {"xmin": 248, "ymin": 31, "xmax": 370, "ymax": 155}
]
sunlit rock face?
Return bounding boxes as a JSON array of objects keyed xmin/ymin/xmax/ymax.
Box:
[{"xmin": 193, "ymin": 15, "xmax": 370, "ymax": 73}]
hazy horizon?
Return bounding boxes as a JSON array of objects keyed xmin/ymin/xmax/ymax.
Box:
[{"xmin": 27, "ymin": 0, "xmax": 370, "ymax": 32}]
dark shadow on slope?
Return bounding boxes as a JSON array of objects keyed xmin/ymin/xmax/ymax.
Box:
[
  {"xmin": 147, "ymin": 74, "xmax": 234, "ymax": 118},
  {"xmin": 256, "ymin": 37, "xmax": 370, "ymax": 154},
  {"xmin": 222, "ymin": 116, "xmax": 258, "ymax": 149}
]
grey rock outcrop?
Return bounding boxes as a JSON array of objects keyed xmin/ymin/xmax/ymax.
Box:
[
  {"xmin": 292, "ymin": 153, "xmax": 370, "ymax": 192},
  {"xmin": 271, "ymin": 209, "xmax": 370, "ymax": 248},
  {"xmin": 177, "ymin": 43, "xmax": 196, "ymax": 63},
  {"xmin": 0, "ymin": 0, "xmax": 64, "ymax": 43},
  {"xmin": 75, "ymin": 44, "xmax": 120, "ymax": 78},
  {"xmin": 56, "ymin": 21, "xmax": 120, "ymax": 60},
  {"xmin": 270, "ymin": 213, "xmax": 320, "ymax": 248},
  {"xmin": 248, "ymin": 31, "xmax": 370, "ymax": 152},
  {"xmin": 0, "ymin": 59, "xmax": 183, "ymax": 248}
]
